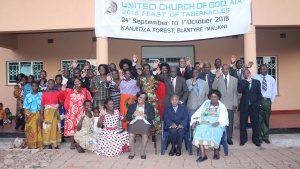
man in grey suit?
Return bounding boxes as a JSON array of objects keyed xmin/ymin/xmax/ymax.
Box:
[
  {"xmin": 186, "ymin": 69, "xmax": 209, "ymax": 116},
  {"xmin": 212, "ymin": 64, "xmax": 238, "ymax": 145},
  {"xmin": 152, "ymin": 60, "xmax": 189, "ymax": 107}
]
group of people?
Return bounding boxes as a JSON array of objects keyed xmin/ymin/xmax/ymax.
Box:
[{"xmin": 3, "ymin": 54, "xmax": 276, "ymax": 162}]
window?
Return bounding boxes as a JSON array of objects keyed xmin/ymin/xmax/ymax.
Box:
[
  {"xmin": 241, "ymin": 56, "xmax": 277, "ymax": 80},
  {"xmin": 7, "ymin": 61, "xmax": 43, "ymax": 85},
  {"xmin": 61, "ymin": 59, "xmax": 97, "ymax": 74}
]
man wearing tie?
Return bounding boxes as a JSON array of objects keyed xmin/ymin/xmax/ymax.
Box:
[
  {"xmin": 252, "ymin": 64, "xmax": 277, "ymax": 144},
  {"xmin": 212, "ymin": 64, "xmax": 238, "ymax": 145},
  {"xmin": 163, "ymin": 95, "xmax": 190, "ymax": 156},
  {"xmin": 238, "ymin": 69, "xmax": 262, "ymax": 147},
  {"xmin": 200, "ymin": 61, "xmax": 216, "ymax": 91},
  {"xmin": 152, "ymin": 60, "xmax": 189, "ymax": 108},
  {"xmin": 186, "ymin": 69, "xmax": 209, "ymax": 116},
  {"xmin": 229, "ymin": 55, "xmax": 254, "ymax": 130},
  {"xmin": 177, "ymin": 57, "xmax": 193, "ymax": 80}
]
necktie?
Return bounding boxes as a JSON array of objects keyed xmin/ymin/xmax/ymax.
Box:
[
  {"xmin": 248, "ymin": 83, "xmax": 251, "ymax": 105},
  {"xmin": 196, "ymin": 80, "xmax": 200, "ymax": 94},
  {"xmin": 237, "ymin": 69, "xmax": 241, "ymax": 78},
  {"xmin": 171, "ymin": 78, "xmax": 175, "ymax": 92},
  {"xmin": 224, "ymin": 75, "xmax": 228, "ymax": 89},
  {"xmin": 206, "ymin": 74, "xmax": 208, "ymax": 82},
  {"xmin": 262, "ymin": 76, "xmax": 267, "ymax": 91},
  {"xmin": 181, "ymin": 69, "xmax": 185, "ymax": 77}
]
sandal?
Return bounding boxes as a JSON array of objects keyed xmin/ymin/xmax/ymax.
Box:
[{"xmin": 141, "ymin": 155, "xmax": 146, "ymax": 159}]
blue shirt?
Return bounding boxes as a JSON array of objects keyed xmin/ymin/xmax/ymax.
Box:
[
  {"xmin": 23, "ymin": 83, "xmax": 32, "ymax": 100},
  {"xmin": 252, "ymin": 74, "xmax": 277, "ymax": 103},
  {"xmin": 23, "ymin": 92, "xmax": 42, "ymax": 112}
]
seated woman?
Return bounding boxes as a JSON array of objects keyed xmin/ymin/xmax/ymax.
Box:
[
  {"xmin": 74, "ymin": 100, "xmax": 99, "ymax": 153},
  {"xmin": 191, "ymin": 90, "xmax": 229, "ymax": 162},
  {"xmin": 126, "ymin": 92, "xmax": 155, "ymax": 159},
  {"xmin": 96, "ymin": 98, "xmax": 129, "ymax": 157}
]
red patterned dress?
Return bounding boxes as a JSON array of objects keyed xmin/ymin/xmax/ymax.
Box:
[
  {"xmin": 63, "ymin": 88, "xmax": 92, "ymax": 136},
  {"xmin": 156, "ymin": 81, "xmax": 166, "ymax": 117},
  {"xmin": 96, "ymin": 110, "xmax": 129, "ymax": 157}
]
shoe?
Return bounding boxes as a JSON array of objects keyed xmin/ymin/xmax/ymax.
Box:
[
  {"xmin": 169, "ymin": 147, "xmax": 176, "ymax": 156},
  {"xmin": 213, "ymin": 154, "xmax": 220, "ymax": 160},
  {"xmin": 240, "ymin": 142, "xmax": 245, "ymax": 146},
  {"xmin": 255, "ymin": 143, "xmax": 261, "ymax": 147},
  {"xmin": 128, "ymin": 154, "xmax": 135, "ymax": 159},
  {"xmin": 48, "ymin": 145, "xmax": 52, "ymax": 149},
  {"xmin": 141, "ymin": 155, "xmax": 146, "ymax": 159},
  {"xmin": 262, "ymin": 139, "xmax": 271, "ymax": 144},
  {"xmin": 227, "ymin": 139, "xmax": 233, "ymax": 145},
  {"xmin": 233, "ymin": 126, "xmax": 238, "ymax": 130},
  {"xmin": 54, "ymin": 146, "xmax": 59, "ymax": 149},
  {"xmin": 196, "ymin": 156, "xmax": 208, "ymax": 162},
  {"xmin": 175, "ymin": 148, "xmax": 181, "ymax": 156}
]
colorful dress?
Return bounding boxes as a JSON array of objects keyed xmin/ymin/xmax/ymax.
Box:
[
  {"xmin": 90, "ymin": 76, "xmax": 109, "ymax": 107},
  {"xmin": 191, "ymin": 100, "xmax": 229, "ymax": 149},
  {"xmin": 109, "ymin": 80, "xmax": 120, "ymax": 111},
  {"xmin": 23, "ymin": 92, "xmax": 44, "ymax": 149},
  {"xmin": 64, "ymin": 88, "xmax": 93, "ymax": 136},
  {"xmin": 156, "ymin": 81, "xmax": 166, "ymax": 118},
  {"xmin": 140, "ymin": 75, "xmax": 160, "ymax": 133},
  {"xmin": 41, "ymin": 91, "xmax": 62, "ymax": 147},
  {"xmin": 96, "ymin": 110, "xmax": 129, "ymax": 157},
  {"xmin": 74, "ymin": 113, "xmax": 99, "ymax": 151},
  {"xmin": 14, "ymin": 88, "xmax": 23, "ymax": 112},
  {"xmin": 54, "ymin": 85, "xmax": 66, "ymax": 136},
  {"xmin": 119, "ymin": 79, "xmax": 140, "ymax": 130}
]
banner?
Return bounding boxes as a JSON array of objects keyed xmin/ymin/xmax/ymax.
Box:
[{"xmin": 95, "ymin": 0, "xmax": 251, "ymax": 41}]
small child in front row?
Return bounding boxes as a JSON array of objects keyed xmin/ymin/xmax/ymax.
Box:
[
  {"xmin": 0, "ymin": 103, "xmax": 6, "ymax": 129},
  {"xmin": 5, "ymin": 108, "xmax": 13, "ymax": 124},
  {"xmin": 15, "ymin": 108, "xmax": 25, "ymax": 132},
  {"xmin": 93, "ymin": 107, "xmax": 102, "ymax": 135}
]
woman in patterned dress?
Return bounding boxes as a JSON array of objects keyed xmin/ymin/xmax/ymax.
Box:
[
  {"xmin": 137, "ymin": 64, "xmax": 160, "ymax": 135},
  {"xmin": 115, "ymin": 69, "xmax": 140, "ymax": 130},
  {"xmin": 63, "ymin": 78, "xmax": 93, "ymax": 149},
  {"xmin": 156, "ymin": 63, "xmax": 170, "ymax": 118},
  {"xmin": 23, "ymin": 82, "xmax": 44, "ymax": 149},
  {"xmin": 74, "ymin": 100, "xmax": 99, "ymax": 153},
  {"xmin": 191, "ymin": 90, "xmax": 229, "ymax": 162},
  {"xmin": 96, "ymin": 98, "xmax": 129, "ymax": 157},
  {"xmin": 40, "ymin": 79, "xmax": 62, "ymax": 149},
  {"xmin": 90, "ymin": 64, "xmax": 110, "ymax": 107}
]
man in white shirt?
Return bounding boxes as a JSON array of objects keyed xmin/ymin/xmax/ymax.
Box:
[
  {"xmin": 252, "ymin": 64, "xmax": 277, "ymax": 144},
  {"xmin": 211, "ymin": 58, "xmax": 222, "ymax": 74}
]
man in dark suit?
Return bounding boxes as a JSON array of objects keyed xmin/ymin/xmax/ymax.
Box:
[
  {"xmin": 238, "ymin": 69, "xmax": 262, "ymax": 147},
  {"xmin": 229, "ymin": 55, "xmax": 254, "ymax": 80},
  {"xmin": 66, "ymin": 68, "xmax": 89, "ymax": 89},
  {"xmin": 176, "ymin": 57, "xmax": 193, "ymax": 80},
  {"xmin": 163, "ymin": 95, "xmax": 190, "ymax": 156},
  {"xmin": 199, "ymin": 61, "xmax": 215, "ymax": 91},
  {"xmin": 153, "ymin": 61, "xmax": 189, "ymax": 107}
]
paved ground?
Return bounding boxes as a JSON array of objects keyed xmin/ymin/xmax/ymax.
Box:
[{"xmin": 1, "ymin": 131, "xmax": 300, "ymax": 169}]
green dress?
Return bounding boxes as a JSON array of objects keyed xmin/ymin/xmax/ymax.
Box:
[{"xmin": 140, "ymin": 75, "xmax": 161, "ymax": 134}]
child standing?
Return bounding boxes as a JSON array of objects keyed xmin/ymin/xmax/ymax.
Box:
[
  {"xmin": 15, "ymin": 108, "xmax": 25, "ymax": 132},
  {"xmin": 0, "ymin": 103, "xmax": 6, "ymax": 129}
]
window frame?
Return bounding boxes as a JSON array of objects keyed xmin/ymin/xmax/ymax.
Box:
[{"xmin": 6, "ymin": 61, "xmax": 43, "ymax": 85}]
